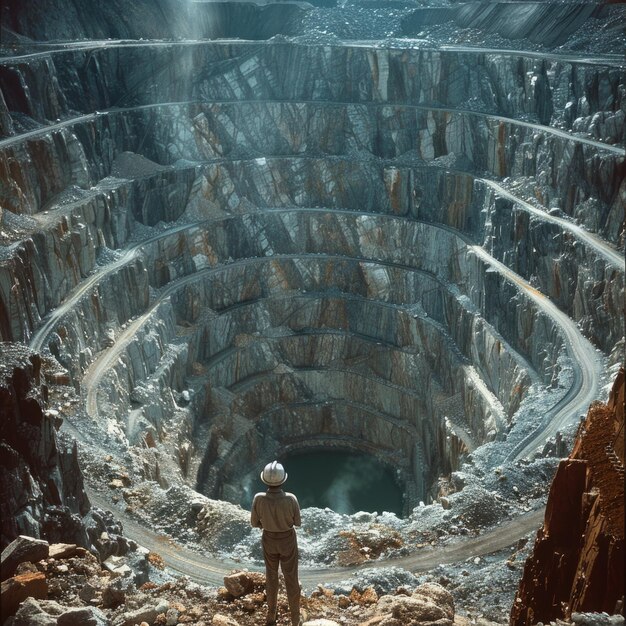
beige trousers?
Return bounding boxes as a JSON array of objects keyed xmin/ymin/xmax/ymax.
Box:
[{"xmin": 262, "ymin": 529, "xmax": 300, "ymax": 625}]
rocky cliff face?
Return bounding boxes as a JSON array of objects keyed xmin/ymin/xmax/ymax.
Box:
[
  {"xmin": 511, "ymin": 368, "xmax": 625, "ymax": 624},
  {"xmin": 0, "ymin": 345, "xmax": 141, "ymax": 567},
  {"xmin": 0, "ymin": 344, "xmax": 90, "ymax": 548}
]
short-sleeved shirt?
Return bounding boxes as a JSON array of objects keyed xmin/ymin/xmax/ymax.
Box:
[{"xmin": 251, "ymin": 488, "xmax": 301, "ymax": 532}]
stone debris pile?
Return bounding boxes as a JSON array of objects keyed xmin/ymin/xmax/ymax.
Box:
[{"xmin": 0, "ymin": 536, "xmax": 491, "ymax": 626}]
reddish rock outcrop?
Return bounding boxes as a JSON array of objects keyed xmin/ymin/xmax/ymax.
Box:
[
  {"xmin": 511, "ymin": 369, "xmax": 625, "ymax": 625},
  {"xmin": 0, "ymin": 570, "xmax": 47, "ymax": 622}
]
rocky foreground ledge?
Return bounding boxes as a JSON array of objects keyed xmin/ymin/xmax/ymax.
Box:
[
  {"xmin": 1, "ymin": 534, "xmax": 625, "ymax": 626},
  {"xmin": 0, "ymin": 537, "xmax": 464, "ymax": 626}
]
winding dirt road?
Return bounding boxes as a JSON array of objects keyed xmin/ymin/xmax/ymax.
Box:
[
  {"xmin": 468, "ymin": 245, "xmax": 603, "ymax": 461},
  {"xmin": 87, "ymin": 489, "xmax": 543, "ymax": 586},
  {"xmin": 28, "ymin": 192, "xmax": 623, "ymax": 357},
  {"xmin": 71, "ymin": 209, "xmax": 602, "ymax": 583},
  {"xmin": 1, "ymin": 38, "xmax": 622, "ymax": 67},
  {"xmin": 32, "ymin": 206, "xmax": 603, "ymax": 455}
]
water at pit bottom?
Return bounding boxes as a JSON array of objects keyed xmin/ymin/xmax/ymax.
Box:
[{"xmin": 245, "ymin": 450, "xmax": 404, "ymax": 516}]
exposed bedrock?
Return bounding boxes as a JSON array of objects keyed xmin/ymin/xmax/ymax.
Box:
[
  {"xmin": 3, "ymin": 0, "xmax": 620, "ymax": 49},
  {"xmin": 186, "ymin": 3, "xmax": 311, "ymax": 41},
  {"xmin": 402, "ymin": 3, "xmax": 605, "ymax": 48},
  {"xmin": 0, "ymin": 345, "xmax": 90, "ymax": 548},
  {"xmin": 0, "ymin": 166, "xmax": 193, "ymax": 343},
  {"xmin": 2, "ymin": 105, "xmax": 622, "ymax": 241},
  {"xmin": 189, "ymin": 295, "xmax": 523, "ymax": 507},
  {"xmin": 0, "ymin": 115, "xmax": 197, "ymax": 217},
  {"xmin": 94, "ymin": 300, "xmax": 505, "ymax": 509},
  {"xmin": 49, "ymin": 205, "xmax": 574, "ymax": 504},
  {"xmin": 1, "ymin": 0, "xmax": 334, "ymax": 43},
  {"xmin": 1, "ymin": 43, "xmax": 623, "ymax": 249},
  {"xmin": 1, "ymin": 104, "xmax": 623, "ymax": 252},
  {"xmin": 1, "ymin": 44, "xmax": 622, "ymax": 133},
  {"xmin": 1, "ymin": 157, "xmax": 621, "ymax": 357},
  {"xmin": 31, "ymin": 211, "xmax": 569, "ymax": 395}
]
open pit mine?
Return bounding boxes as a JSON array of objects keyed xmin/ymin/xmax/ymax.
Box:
[{"xmin": 0, "ymin": 0, "xmax": 624, "ymax": 624}]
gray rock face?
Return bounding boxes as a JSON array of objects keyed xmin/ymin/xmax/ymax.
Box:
[
  {"xmin": 3, "ymin": 0, "xmax": 313, "ymax": 42},
  {"xmin": 2, "ymin": 43, "xmax": 622, "ymax": 126},
  {"xmin": 0, "ymin": 347, "xmax": 91, "ymax": 550},
  {"xmin": 402, "ymin": 2, "xmax": 599, "ymax": 48},
  {"xmin": 10, "ymin": 597, "xmax": 66, "ymax": 626}
]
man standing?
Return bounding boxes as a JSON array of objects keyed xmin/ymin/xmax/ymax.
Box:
[{"xmin": 251, "ymin": 461, "xmax": 302, "ymax": 626}]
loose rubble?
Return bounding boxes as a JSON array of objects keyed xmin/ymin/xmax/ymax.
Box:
[{"xmin": 2, "ymin": 538, "xmax": 624, "ymax": 626}]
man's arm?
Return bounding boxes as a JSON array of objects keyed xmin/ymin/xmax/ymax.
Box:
[
  {"xmin": 250, "ymin": 494, "xmax": 263, "ymax": 528},
  {"xmin": 290, "ymin": 494, "xmax": 301, "ymax": 527}
]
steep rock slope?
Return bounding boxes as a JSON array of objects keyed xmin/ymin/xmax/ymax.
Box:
[
  {"xmin": 511, "ymin": 368, "xmax": 625, "ymax": 624},
  {"xmin": 0, "ymin": 345, "xmax": 90, "ymax": 548},
  {"xmin": 0, "ymin": 344, "xmax": 142, "ymax": 568}
]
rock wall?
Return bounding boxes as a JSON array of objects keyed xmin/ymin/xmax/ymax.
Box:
[
  {"xmin": 2, "ymin": 43, "xmax": 622, "ymax": 127},
  {"xmin": 511, "ymin": 368, "xmax": 625, "ymax": 624},
  {"xmin": 1, "ymin": 0, "xmax": 312, "ymax": 42},
  {"xmin": 0, "ymin": 344, "xmax": 90, "ymax": 549},
  {"xmin": 0, "ymin": 346, "xmax": 141, "ymax": 562}
]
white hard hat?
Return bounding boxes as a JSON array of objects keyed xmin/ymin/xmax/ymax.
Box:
[{"xmin": 261, "ymin": 461, "xmax": 288, "ymax": 486}]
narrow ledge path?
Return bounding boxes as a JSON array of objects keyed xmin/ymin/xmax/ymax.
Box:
[
  {"xmin": 2, "ymin": 99, "xmax": 624, "ymax": 156},
  {"xmin": 1, "ymin": 38, "xmax": 623, "ymax": 67},
  {"xmin": 69, "ymin": 233, "xmax": 597, "ymax": 585},
  {"xmin": 26, "ymin": 200, "xmax": 624, "ymax": 358}
]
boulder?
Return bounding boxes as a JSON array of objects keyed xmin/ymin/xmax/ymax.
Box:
[
  {"xmin": 112, "ymin": 605, "xmax": 158, "ymax": 626},
  {"xmin": 212, "ymin": 615, "xmax": 241, "ymax": 625},
  {"xmin": 126, "ymin": 549, "xmax": 150, "ymax": 586},
  {"xmin": 78, "ymin": 581, "xmax": 99, "ymax": 603},
  {"xmin": 57, "ymin": 606, "xmax": 109, "ymax": 626},
  {"xmin": 374, "ymin": 582, "xmax": 455, "ymax": 626},
  {"xmin": 1, "ymin": 536, "xmax": 49, "ymax": 581},
  {"xmin": 350, "ymin": 586, "xmax": 379, "ymax": 605},
  {"xmin": 11, "ymin": 597, "xmax": 66, "ymax": 626},
  {"xmin": 571, "ymin": 613, "xmax": 625, "ymax": 626},
  {"xmin": 112, "ymin": 600, "xmax": 168, "ymax": 626},
  {"xmin": 0, "ymin": 571, "xmax": 48, "ymax": 622},
  {"xmin": 49, "ymin": 543, "xmax": 79, "ymax": 560},
  {"xmin": 413, "ymin": 582, "xmax": 455, "ymax": 618},
  {"xmin": 165, "ymin": 607, "xmax": 179, "ymax": 626},
  {"xmin": 223, "ymin": 571, "xmax": 256, "ymax": 598},
  {"xmin": 102, "ymin": 576, "xmax": 135, "ymax": 608},
  {"xmin": 15, "ymin": 561, "xmax": 39, "ymax": 575},
  {"xmin": 103, "ymin": 555, "xmax": 133, "ymax": 578}
]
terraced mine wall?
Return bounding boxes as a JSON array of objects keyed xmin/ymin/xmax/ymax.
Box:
[{"xmin": 0, "ymin": 32, "xmax": 623, "ymax": 511}]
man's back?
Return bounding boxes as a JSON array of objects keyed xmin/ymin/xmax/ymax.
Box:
[{"xmin": 251, "ymin": 489, "xmax": 301, "ymax": 532}]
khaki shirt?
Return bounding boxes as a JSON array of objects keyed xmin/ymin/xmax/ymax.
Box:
[{"xmin": 251, "ymin": 488, "xmax": 301, "ymax": 532}]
